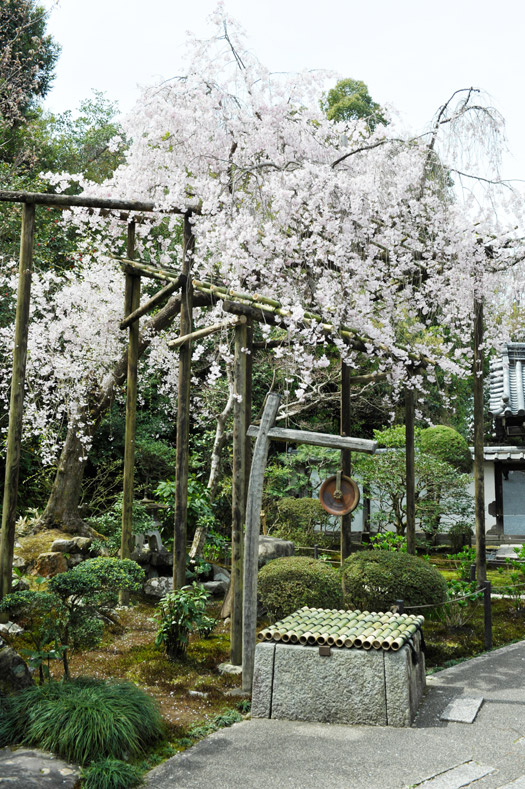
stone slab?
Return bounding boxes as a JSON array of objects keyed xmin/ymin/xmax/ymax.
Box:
[
  {"xmin": 415, "ymin": 760, "xmax": 495, "ymax": 788},
  {"xmin": 251, "ymin": 642, "xmax": 275, "ymax": 718},
  {"xmin": 270, "ymin": 643, "xmax": 388, "ymax": 725},
  {"xmin": 384, "ymin": 631, "xmax": 426, "ymax": 726},
  {"xmin": 498, "ymin": 778, "xmax": 525, "ymax": 788},
  {"xmin": 440, "ymin": 696, "xmax": 484, "ymax": 723},
  {"xmin": 0, "ymin": 747, "xmax": 79, "ymax": 788}
]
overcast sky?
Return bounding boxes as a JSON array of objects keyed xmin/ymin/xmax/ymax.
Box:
[{"xmin": 41, "ymin": 0, "xmax": 525, "ymax": 183}]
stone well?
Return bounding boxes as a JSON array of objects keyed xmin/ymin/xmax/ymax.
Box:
[{"xmin": 252, "ymin": 607, "xmax": 426, "ymax": 727}]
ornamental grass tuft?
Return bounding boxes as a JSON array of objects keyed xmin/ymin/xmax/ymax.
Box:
[
  {"xmin": 0, "ymin": 677, "xmax": 163, "ymax": 765},
  {"xmin": 81, "ymin": 758, "xmax": 144, "ymax": 789}
]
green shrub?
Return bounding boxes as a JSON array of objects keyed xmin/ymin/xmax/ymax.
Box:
[
  {"xmin": 258, "ymin": 556, "xmax": 342, "ymax": 620},
  {"xmin": 270, "ymin": 497, "xmax": 333, "ymax": 547},
  {"xmin": 81, "ymin": 759, "xmax": 144, "ymax": 789},
  {"xmin": 420, "ymin": 425, "xmax": 472, "ymax": 473},
  {"xmin": 0, "ymin": 678, "xmax": 163, "ymax": 765},
  {"xmin": 342, "ymin": 550, "xmax": 447, "ymax": 612},
  {"xmin": 154, "ymin": 582, "xmax": 213, "ymax": 659}
]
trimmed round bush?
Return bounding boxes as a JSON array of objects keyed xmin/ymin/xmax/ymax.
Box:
[
  {"xmin": 258, "ymin": 556, "xmax": 342, "ymax": 620},
  {"xmin": 0, "ymin": 677, "xmax": 163, "ymax": 765},
  {"xmin": 420, "ymin": 425, "xmax": 472, "ymax": 473},
  {"xmin": 271, "ymin": 497, "xmax": 332, "ymax": 547},
  {"xmin": 342, "ymin": 550, "xmax": 447, "ymax": 612}
]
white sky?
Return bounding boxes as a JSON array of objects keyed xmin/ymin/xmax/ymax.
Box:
[{"xmin": 41, "ymin": 0, "xmax": 525, "ymax": 183}]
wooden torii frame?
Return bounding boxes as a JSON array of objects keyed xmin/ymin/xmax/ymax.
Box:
[{"xmin": 241, "ymin": 392, "xmax": 378, "ymax": 692}]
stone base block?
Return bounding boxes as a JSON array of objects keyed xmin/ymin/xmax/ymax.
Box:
[{"xmin": 252, "ymin": 633, "xmax": 425, "ymax": 727}]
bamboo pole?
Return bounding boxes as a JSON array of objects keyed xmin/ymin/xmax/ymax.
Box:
[
  {"xmin": 0, "ymin": 189, "xmax": 186, "ymax": 214},
  {"xmin": 0, "ymin": 202, "xmax": 35, "ymax": 601},
  {"xmin": 242, "ymin": 393, "xmax": 281, "ymax": 692},
  {"xmin": 474, "ymin": 294, "xmax": 487, "ymax": 581},
  {"xmin": 120, "ymin": 222, "xmax": 140, "ymax": 606},
  {"xmin": 340, "ymin": 361, "xmax": 352, "ymax": 561},
  {"xmin": 230, "ymin": 318, "xmax": 251, "ymax": 665},
  {"xmin": 405, "ymin": 387, "xmax": 416, "ymax": 555},
  {"xmin": 173, "ymin": 213, "xmax": 194, "ymax": 589},
  {"xmin": 116, "ymin": 256, "xmax": 182, "ymax": 284},
  {"xmin": 167, "ymin": 317, "xmax": 241, "ymax": 349},
  {"xmin": 119, "ymin": 279, "xmax": 183, "ymax": 330}
]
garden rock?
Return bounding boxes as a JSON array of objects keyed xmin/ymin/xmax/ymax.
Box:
[
  {"xmin": 0, "ymin": 748, "xmax": 79, "ymax": 788},
  {"xmin": 218, "ymin": 662, "xmax": 243, "ymax": 675},
  {"xmin": 203, "ymin": 580, "xmax": 228, "ymax": 596},
  {"xmin": 66, "ymin": 553, "xmax": 84, "ymax": 568},
  {"xmin": 212, "ymin": 565, "xmax": 230, "ymax": 584},
  {"xmin": 12, "ymin": 554, "xmax": 27, "ymax": 571},
  {"xmin": 258, "ymin": 536, "xmax": 295, "ymax": 568},
  {"xmin": 51, "ymin": 536, "xmax": 92, "ymax": 553},
  {"xmin": 31, "ymin": 551, "xmax": 68, "ymax": 577},
  {"xmin": 0, "ymin": 621, "xmax": 24, "ymax": 637},
  {"xmin": 0, "ymin": 640, "xmax": 33, "ymax": 693},
  {"xmin": 144, "ymin": 576, "xmax": 173, "ymax": 598}
]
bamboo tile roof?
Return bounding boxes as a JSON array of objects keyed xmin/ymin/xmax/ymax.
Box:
[{"xmin": 257, "ymin": 607, "xmax": 424, "ymax": 652}]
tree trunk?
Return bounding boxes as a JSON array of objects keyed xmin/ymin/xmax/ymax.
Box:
[
  {"xmin": 38, "ymin": 290, "xmax": 213, "ymax": 532},
  {"xmin": 39, "ymin": 419, "xmax": 94, "ymax": 534}
]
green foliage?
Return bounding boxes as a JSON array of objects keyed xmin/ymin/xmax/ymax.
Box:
[
  {"xmin": 369, "ymin": 532, "xmax": 407, "ymax": 552},
  {"xmin": 270, "ymin": 497, "xmax": 333, "ymax": 547},
  {"xmin": 264, "ymin": 445, "xmax": 339, "ymax": 521},
  {"xmin": 342, "ymin": 550, "xmax": 447, "ymax": 612},
  {"xmin": 87, "ymin": 495, "xmax": 157, "ymax": 555},
  {"xmin": 186, "ymin": 708, "xmax": 242, "ymax": 743},
  {"xmin": 0, "ymin": 678, "xmax": 163, "ymax": 765},
  {"xmin": 257, "ymin": 556, "xmax": 343, "ymax": 620},
  {"xmin": 321, "ymin": 78, "xmax": 387, "ymax": 130},
  {"xmin": 48, "ymin": 558, "xmax": 145, "ymax": 676},
  {"xmin": 0, "ymin": 0, "xmax": 60, "ymax": 128},
  {"xmin": 446, "ymin": 547, "xmax": 476, "ymax": 581},
  {"xmin": 497, "ymin": 545, "xmax": 525, "ymax": 610},
  {"xmin": 155, "ymin": 475, "xmax": 216, "ymax": 537},
  {"xmin": 0, "ymin": 590, "xmax": 65, "ymax": 683},
  {"xmin": 154, "ymin": 582, "xmax": 213, "ymax": 659},
  {"xmin": 81, "ymin": 759, "xmax": 144, "ymax": 789},
  {"xmin": 420, "ymin": 425, "xmax": 472, "ymax": 473},
  {"xmin": 354, "ymin": 425, "xmax": 474, "ymax": 540},
  {"xmin": 437, "ymin": 580, "xmax": 482, "ymax": 627}
]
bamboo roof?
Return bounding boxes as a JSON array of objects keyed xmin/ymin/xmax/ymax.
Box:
[{"xmin": 257, "ymin": 607, "xmax": 424, "ymax": 652}]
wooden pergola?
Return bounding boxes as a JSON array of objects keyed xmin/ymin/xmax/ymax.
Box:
[{"xmin": 0, "ymin": 189, "xmax": 487, "ymax": 668}]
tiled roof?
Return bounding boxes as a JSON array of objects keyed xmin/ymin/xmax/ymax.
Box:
[
  {"xmin": 483, "ymin": 446, "xmax": 525, "ymax": 462},
  {"xmin": 489, "ymin": 343, "xmax": 525, "ymax": 417}
]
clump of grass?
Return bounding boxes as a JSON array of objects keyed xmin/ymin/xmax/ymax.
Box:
[
  {"xmin": 81, "ymin": 758, "xmax": 144, "ymax": 789},
  {"xmin": 0, "ymin": 677, "xmax": 163, "ymax": 765}
]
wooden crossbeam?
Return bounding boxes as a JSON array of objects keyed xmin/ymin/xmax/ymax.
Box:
[
  {"xmin": 246, "ymin": 425, "xmax": 377, "ymax": 454},
  {"xmin": 119, "ymin": 278, "xmax": 184, "ymax": 330}
]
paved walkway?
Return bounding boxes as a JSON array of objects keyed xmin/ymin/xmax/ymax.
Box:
[{"xmin": 145, "ymin": 640, "xmax": 525, "ymax": 789}]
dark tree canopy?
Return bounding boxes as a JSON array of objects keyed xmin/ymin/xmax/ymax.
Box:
[
  {"xmin": 321, "ymin": 77, "xmax": 387, "ymax": 130},
  {"xmin": 0, "ymin": 0, "xmax": 60, "ymax": 127}
]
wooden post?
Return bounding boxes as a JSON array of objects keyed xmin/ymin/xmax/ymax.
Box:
[
  {"xmin": 120, "ymin": 221, "xmax": 139, "ymax": 606},
  {"xmin": 340, "ymin": 361, "xmax": 352, "ymax": 561},
  {"xmin": 173, "ymin": 213, "xmax": 194, "ymax": 589},
  {"xmin": 405, "ymin": 387, "xmax": 416, "ymax": 555},
  {"xmin": 474, "ymin": 294, "xmax": 486, "ymax": 581},
  {"xmin": 242, "ymin": 393, "xmax": 281, "ymax": 692},
  {"xmin": 230, "ymin": 316, "xmax": 250, "ymax": 665},
  {"xmin": 0, "ymin": 202, "xmax": 35, "ymax": 600}
]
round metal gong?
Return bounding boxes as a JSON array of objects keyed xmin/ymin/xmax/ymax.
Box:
[{"xmin": 319, "ymin": 474, "xmax": 360, "ymax": 515}]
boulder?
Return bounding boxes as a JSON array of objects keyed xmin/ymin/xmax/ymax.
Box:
[
  {"xmin": 0, "ymin": 639, "xmax": 33, "ymax": 693},
  {"xmin": 12, "ymin": 555, "xmax": 27, "ymax": 572},
  {"xmin": 143, "ymin": 576, "xmax": 173, "ymax": 598},
  {"xmin": 212, "ymin": 565, "xmax": 230, "ymax": 583},
  {"xmin": 258, "ymin": 536, "xmax": 295, "ymax": 567},
  {"xmin": 203, "ymin": 580, "xmax": 228, "ymax": 596},
  {"xmin": 51, "ymin": 536, "xmax": 92, "ymax": 553},
  {"xmin": 31, "ymin": 552, "xmax": 68, "ymax": 578}
]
